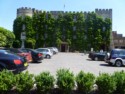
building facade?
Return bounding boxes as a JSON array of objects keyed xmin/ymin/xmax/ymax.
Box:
[
  {"xmin": 112, "ymin": 31, "xmax": 125, "ymax": 49},
  {"xmin": 17, "ymin": 7, "xmax": 114, "ymax": 51}
]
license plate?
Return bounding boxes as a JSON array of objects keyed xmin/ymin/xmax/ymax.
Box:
[{"xmin": 24, "ymin": 62, "xmax": 28, "ymax": 66}]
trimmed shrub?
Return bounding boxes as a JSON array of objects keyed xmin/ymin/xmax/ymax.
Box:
[
  {"xmin": 76, "ymin": 71, "xmax": 95, "ymax": 93},
  {"xmin": 112, "ymin": 70, "xmax": 125, "ymax": 94},
  {"xmin": 0, "ymin": 70, "xmax": 16, "ymax": 94},
  {"xmin": 96, "ymin": 73, "xmax": 116, "ymax": 94},
  {"xmin": 15, "ymin": 71, "xmax": 34, "ymax": 94},
  {"xmin": 35, "ymin": 71, "xmax": 55, "ymax": 94},
  {"xmin": 56, "ymin": 68, "xmax": 75, "ymax": 94}
]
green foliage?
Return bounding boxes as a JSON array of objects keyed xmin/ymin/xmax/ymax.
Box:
[
  {"xmin": 13, "ymin": 12, "xmax": 111, "ymax": 51},
  {"xmin": 56, "ymin": 68, "xmax": 75, "ymax": 94},
  {"xmin": 15, "ymin": 71, "xmax": 34, "ymax": 94},
  {"xmin": 76, "ymin": 71, "xmax": 95, "ymax": 93},
  {"xmin": 35, "ymin": 71, "xmax": 55, "ymax": 94},
  {"xmin": 13, "ymin": 40, "xmax": 21, "ymax": 48},
  {"xmin": 0, "ymin": 33, "xmax": 6, "ymax": 47},
  {"xmin": 13, "ymin": 17, "xmax": 23, "ymax": 40},
  {"xmin": 0, "ymin": 27, "xmax": 15, "ymax": 47},
  {"xmin": 0, "ymin": 70, "xmax": 16, "ymax": 93},
  {"xmin": 96, "ymin": 73, "xmax": 116, "ymax": 94},
  {"xmin": 112, "ymin": 70, "xmax": 125, "ymax": 94},
  {"xmin": 25, "ymin": 38, "xmax": 36, "ymax": 49}
]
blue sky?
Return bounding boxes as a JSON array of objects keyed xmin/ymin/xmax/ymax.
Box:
[{"xmin": 0, "ymin": 0, "xmax": 125, "ymax": 36}]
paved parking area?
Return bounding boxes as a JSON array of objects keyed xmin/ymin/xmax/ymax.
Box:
[{"xmin": 24, "ymin": 52, "xmax": 125, "ymax": 77}]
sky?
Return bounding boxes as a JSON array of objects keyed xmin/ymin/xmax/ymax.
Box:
[{"xmin": 0, "ymin": 0, "xmax": 125, "ymax": 36}]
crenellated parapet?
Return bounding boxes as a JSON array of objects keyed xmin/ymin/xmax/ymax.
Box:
[
  {"xmin": 95, "ymin": 9, "xmax": 112, "ymax": 20},
  {"xmin": 17, "ymin": 7, "xmax": 33, "ymax": 17}
]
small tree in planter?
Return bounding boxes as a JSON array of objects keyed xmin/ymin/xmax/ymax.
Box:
[
  {"xmin": 15, "ymin": 71, "xmax": 34, "ymax": 94},
  {"xmin": 0, "ymin": 70, "xmax": 16, "ymax": 94},
  {"xmin": 35, "ymin": 71, "xmax": 55, "ymax": 94},
  {"xmin": 56, "ymin": 68, "xmax": 75, "ymax": 94},
  {"xmin": 112, "ymin": 70, "xmax": 125, "ymax": 94},
  {"xmin": 76, "ymin": 71, "xmax": 95, "ymax": 93},
  {"xmin": 96, "ymin": 73, "xmax": 116, "ymax": 94}
]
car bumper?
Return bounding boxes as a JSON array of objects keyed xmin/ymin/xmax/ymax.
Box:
[{"xmin": 9, "ymin": 62, "xmax": 28, "ymax": 74}]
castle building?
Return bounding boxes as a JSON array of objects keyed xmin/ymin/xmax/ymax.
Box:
[
  {"xmin": 112, "ymin": 31, "xmax": 125, "ymax": 49},
  {"xmin": 17, "ymin": 7, "xmax": 114, "ymax": 51}
]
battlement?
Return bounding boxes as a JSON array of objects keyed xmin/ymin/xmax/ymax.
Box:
[
  {"xmin": 95, "ymin": 8, "xmax": 112, "ymax": 20},
  {"xmin": 16, "ymin": 7, "xmax": 112, "ymax": 21},
  {"xmin": 95, "ymin": 9, "xmax": 112, "ymax": 14},
  {"xmin": 17, "ymin": 7, "xmax": 34, "ymax": 17},
  {"xmin": 17, "ymin": 7, "xmax": 33, "ymax": 13}
]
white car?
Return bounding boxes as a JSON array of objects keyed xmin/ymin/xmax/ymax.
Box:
[
  {"xmin": 48, "ymin": 47, "xmax": 59, "ymax": 54},
  {"xmin": 35, "ymin": 48, "xmax": 53, "ymax": 59}
]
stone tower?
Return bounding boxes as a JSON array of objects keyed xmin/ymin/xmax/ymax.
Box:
[
  {"xmin": 95, "ymin": 9, "xmax": 112, "ymax": 20},
  {"xmin": 17, "ymin": 7, "xmax": 33, "ymax": 17},
  {"xmin": 95, "ymin": 9, "xmax": 114, "ymax": 50}
]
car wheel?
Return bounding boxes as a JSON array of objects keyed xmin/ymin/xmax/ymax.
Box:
[
  {"xmin": 115, "ymin": 60, "xmax": 122, "ymax": 67},
  {"xmin": 95, "ymin": 57, "xmax": 98, "ymax": 61},
  {"xmin": 46, "ymin": 55, "xmax": 51, "ymax": 59}
]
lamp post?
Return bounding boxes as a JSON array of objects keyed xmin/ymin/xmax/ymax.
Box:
[{"xmin": 21, "ymin": 24, "xmax": 26, "ymax": 48}]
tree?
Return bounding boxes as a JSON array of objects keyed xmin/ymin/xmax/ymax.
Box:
[
  {"xmin": 0, "ymin": 33, "xmax": 6, "ymax": 47},
  {"xmin": 0, "ymin": 27, "xmax": 15, "ymax": 47}
]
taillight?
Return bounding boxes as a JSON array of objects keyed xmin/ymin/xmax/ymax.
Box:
[
  {"xmin": 14, "ymin": 60, "xmax": 22, "ymax": 65},
  {"xmin": 38, "ymin": 53, "xmax": 42, "ymax": 57}
]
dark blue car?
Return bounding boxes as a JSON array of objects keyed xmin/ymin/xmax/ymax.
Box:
[
  {"xmin": 0, "ymin": 50, "xmax": 28, "ymax": 73},
  {"xmin": 88, "ymin": 52, "xmax": 106, "ymax": 61}
]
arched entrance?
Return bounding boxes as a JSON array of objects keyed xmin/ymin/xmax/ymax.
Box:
[{"xmin": 60, "ymin": 42, "xmax": 69, "ymax": 52}]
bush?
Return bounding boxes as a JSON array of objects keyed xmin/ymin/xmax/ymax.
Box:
[
  {"xmin": 15, "ymin": 71, "xmax": 34, "ymax": 94},
  {"xmin": 96, "ymin": 73, "xmax": 116, "ymax": 94},
  {"xmin": 56, "ymin": 68, "xmax": 75, "ymax": 94},
  {"xmin": 0, "ymin": 70, "xmax": 16, "ymax": 94},
  {"xmin": 35, "ymin": 71, "xmax": 55, "ymax": 94},
  {"xmin": 112, "ymin": 70, "xmax": 125, "ymax": 94},
  {"xmin": 76, "ymin": 71, "xmax": 95, "ymax": 93}
]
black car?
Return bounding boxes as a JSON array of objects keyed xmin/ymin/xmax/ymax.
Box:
[
  {"xmin": 19, "ymin": 48, "xmax": 44, "ymax": 63},
  {"xmin": 88, "ymin": 52, "xmax": 106, "ymax": 61},
  {"xmin": 0, "ymin": 50, "xmax": 28, "ymax": 73}
]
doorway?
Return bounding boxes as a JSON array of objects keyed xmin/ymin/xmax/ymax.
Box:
[{"xmin": 60, "ymin": 42, "xmax": 68, "ymax": 52}]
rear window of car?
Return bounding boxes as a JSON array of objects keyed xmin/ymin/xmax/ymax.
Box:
[
  {"xmin": 37, "ymin": 49, "xmax": 48, "ymax": 52},
  {"xmin": 0, "ymin": 50, "xmax": 7, "ymax": 54},
  {"xmin": 0, "ymin": 50, "xmax": 13, "ymax": 54},
  {"xmin": 9, "ymin": 48, "xmax": 23, "ymax": 53}
]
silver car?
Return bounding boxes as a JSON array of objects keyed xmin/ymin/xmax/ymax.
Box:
[{"xmin": 35, "ymin": 48, "xmax": 53, "ymax": 59}]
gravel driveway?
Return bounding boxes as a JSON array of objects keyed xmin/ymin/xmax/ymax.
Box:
[{"xmin": 24, "ymin": 52, "xmax": 125, "ymax": 77}]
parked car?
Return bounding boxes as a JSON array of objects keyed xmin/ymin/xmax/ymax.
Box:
[
  {"xmin": 0, "ymin": 50, "xmax": 28, "ymax": 73},
  {"xmin": 48, "ymin": 47, "xmax": 59, "ymax": 54},
  {"xmin": 105, "ymin": 48, "xmax": 125, "ymax": 67},
  {"xmin": 3, "ymin": 48, "xmax": 32, "ymax": 63},
  {"xmin": 88, "ymin": 51, "xmax": 106, "ymax": 61},
  {"xmin": 35, "ymin": 48, "xmax": 53, "ymax": 59},
  {"xmin": 19, "ymin": 48, "xmax": 44, "ymax": 63}
]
